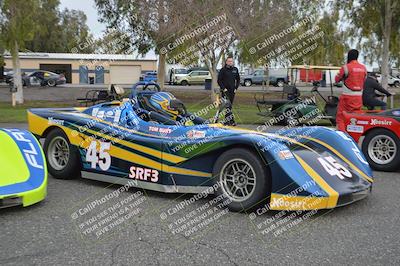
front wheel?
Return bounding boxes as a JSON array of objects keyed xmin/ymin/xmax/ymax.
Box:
[
  {"xmin": 362, "ymin": 128, "xmax": 400, "ymax": 171},
  {"xmin": 394, "ymin": 81, "xmax": 400, "ymax": 88},
  {"xmin": 47, "ymin": 79, "xmax": 56, "ymax": 87},
  {"xmin": 244, "ymin": 79, "xmax": 252, "ymax": 87},
  {"xmin": 213, "ymin": 148, "xmax": 271, "ymax": 212},
  {"xmin": 180, "ymin": 80, "xmax": 189, "ymax": 86},
  {"xmin": 44, "ymin": 128, "xmax": 81, "ymax": 179}
]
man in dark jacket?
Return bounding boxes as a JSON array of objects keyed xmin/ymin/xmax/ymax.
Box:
[
  {"xmin": 363, "ymin": 72, "xmax": 392, "ymax": 110},
  {"xmin": 217, "ymin": 57, "xmax": 240, "ymax": 126}
]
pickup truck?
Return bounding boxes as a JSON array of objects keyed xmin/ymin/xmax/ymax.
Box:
[{"xmin": 241, "ymin": 69, "xmax": 288, "ymax": 87}]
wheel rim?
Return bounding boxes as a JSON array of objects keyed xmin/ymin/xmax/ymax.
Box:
[
  {"xmin": 368, "ymin": 134, "xmax": 397, "ymax": 165},
  {"xmin": 48, "ymin": 80, "xmax": 55, "ymax": 86},
  {"xmin": 47, "ymin": 136, "xmax": 70, "ymax": 170},
  {"xmin": 277, "ymin": 81, "xmax": 284, "ymax": 87},
  {"xmin": 220, "ymin": 159, "xmax": 256, "ymax": 202},
  {"xmin": 245, "ymin": 80, "xmax": 251, "ymax": 86}
]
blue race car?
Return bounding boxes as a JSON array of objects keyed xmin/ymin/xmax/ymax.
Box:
[{"xmin": 27, "ymin": 83, "xmax": 373, "ymax": 212}]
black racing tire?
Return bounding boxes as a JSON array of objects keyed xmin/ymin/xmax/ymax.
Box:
[
  {"xmin": 43, "ymin": 128, "xmax": 81, "ymax": 179},
  {"xmin": 213, "ymin": 148, "xmax": 271, "ymax": 212},
  {"xmin": 180, "ymin": 80, "xmax": 189, "ymax": 86},
  {"xmin": 394, "ymin": 81, "xmax": 400, "ymax": 88},
  {"xmin": 361, "ymin": 128, "xmax": 400, "ymax": 171},
  {"xmin": 47, "ymin": 79, "xmax": 56, "ymax": 87}
]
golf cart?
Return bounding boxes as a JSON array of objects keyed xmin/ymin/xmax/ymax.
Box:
[
  {"xmin": 305, "ymin": 65, "xmax": 341, "ymax": 125},
  {"xmin": 254, "ymin": 65, "xmax": 341, "ymax": 125},
  {"xmin": 77, "ymin": 84, "xmax": 126, "ymax": 106}
]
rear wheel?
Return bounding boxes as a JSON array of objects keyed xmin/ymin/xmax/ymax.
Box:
[
  {"xmin": 362, "ymin": 128, "xmax": 400, "ymax": 171},
  {"xmin": 44, "ymin": 128, "xmax": 81, "ymax": 179},
  {"xmin": 213, "ymin": 148, "xmax": 270, "ymax": 212},
  {"xmin": 394, "ymin": 81, "xmax": 400, "ymax": 88}
]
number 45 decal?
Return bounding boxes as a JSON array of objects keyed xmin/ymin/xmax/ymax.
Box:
[
  {"xmin": 318, "ymin": 156, "xmax": 352, "ymax": 180},
  {"xmin": 86, "ymin": 141, "xmax": 111, "ymax": 171}
]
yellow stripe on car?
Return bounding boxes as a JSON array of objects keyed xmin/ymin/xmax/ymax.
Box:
[
  {"xmin": 299, "ymin": 135, "xmax": 373, "ymax": 183},
  {"xmin": 294, "ymin": 154, "xmax": 339, "ymax": 208}
]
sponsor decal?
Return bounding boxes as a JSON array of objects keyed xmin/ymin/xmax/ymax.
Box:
[
  {"xmin": 92, "ymin": 108, "xmax": 99, "ymax": 117},
  {"xmin": 349, "ymin": 118, "xmax": 357, "ymax": 125},
  {"xmin": 278, "ymin": 150, "xmax": 294, "ymax": 160},
  {"xmin": 346, "ymin": 125, "xmax": 364, "ymax": 133},
  {"xmin": 186, "ymin": 130, "xmax": 206, "ymax": 139},
  {"xmin": 370, "ymin": 119, "xmax": 392, "ymax": 126},
  {"xmin": 148, "ymin": 126, "xmax": 172, "ymax": 134},
  {"xmin": 269, "ymin": 197, "xmax": 305, "ymax": 209},
  {"xmin": 3, "ymin": 129, "xmax": 43, "ymax": 169},
  {"xmin": 356, "ymin": 120, "xmax": 369, "ymax": 125},
  {"xmin": 129, "ymin": 166, "xmax": 159, "ymax": 182},
  {"xmin": 48, "ymin": 117, "xmax": 64, "ymax": 126},
  {"xmin": 92, "ymin": 109, "xmax": 121, "ymax": 123}
]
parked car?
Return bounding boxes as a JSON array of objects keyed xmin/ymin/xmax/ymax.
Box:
[
  {"xmin": 241, "ymin": 69, "xmax": 288, "ymax": 87},
  {"xmin": 141, "ymin": 71, "xmax": 157, "ymax": 83},
  {"xmin": 376, "ymin": 74, "xmax": 400, "ymax": 88},
  {"xmin": 175, "ymin": 70, "xmax": 211, "ymax": 85},
  {"xmin": 170, "ymin": 68, "xmax": 189, "ymax": 84},
  {"xmin": 8, "ymin": 70, "xmax": 66, "ymax": 87},
  {"xmin": 4, "ymin": 71, "xmax": 13, "ymax": 84}
]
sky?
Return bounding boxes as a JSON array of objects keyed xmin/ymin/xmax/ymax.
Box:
[{"xmin": 59, "ymin": 0, "xmax": 105, "ymax": 37}]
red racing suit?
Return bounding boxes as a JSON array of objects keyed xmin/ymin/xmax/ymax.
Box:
[{"xmin": 335, "ymin": 60, "xmax": 367, "ymax": 131}]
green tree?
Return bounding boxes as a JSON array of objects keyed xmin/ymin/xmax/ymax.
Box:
[
  {"xmin": 337, "ymin": 0, "xmax": 400, "ymax": 87},
  {"xmin": 0, "ymin": 0, "xmax": 38, "ymax": 105},
  {"xmin": 25, "ymin": 0, "xmax": 63, "ymax": 52},
  {"xmin": 60, "ymin": 8, "xmax": 94, "ymax": 53},
  {"xmin": 301, "ymin": 11, "xmax": 348, "ymax": 66}
]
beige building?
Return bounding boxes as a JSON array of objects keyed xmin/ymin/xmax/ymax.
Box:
[{"xmin": 3, "ymin": 52, "xmax": 157, "ymax": 85}]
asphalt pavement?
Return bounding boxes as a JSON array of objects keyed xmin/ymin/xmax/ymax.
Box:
[{"xmin": 1, "ymin": 123, "xmax": 399, "ymax": 265}]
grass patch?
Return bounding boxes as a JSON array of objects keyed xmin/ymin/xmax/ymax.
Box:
[{"xmin": 0, "ymin": 101, "xmax": 75, "ymax": 123}]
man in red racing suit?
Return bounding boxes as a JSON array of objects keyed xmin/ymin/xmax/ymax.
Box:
[{"xmin": 335, "ymin": 49, "xmax": 367, "ymax": 131}]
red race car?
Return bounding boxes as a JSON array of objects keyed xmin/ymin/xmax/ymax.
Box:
[{"xmin": 343, "ymin": 109, "xmax": 400, "ymax": 171}]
